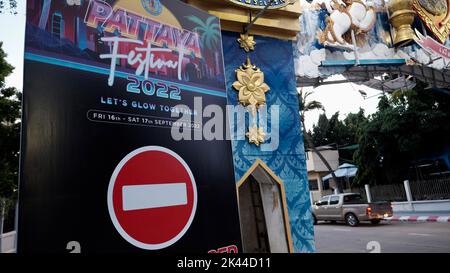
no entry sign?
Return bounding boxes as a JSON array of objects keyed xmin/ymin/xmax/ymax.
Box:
[{"xmin": 107, "ymin": 146, "xmax": 197, "ymax": 250}]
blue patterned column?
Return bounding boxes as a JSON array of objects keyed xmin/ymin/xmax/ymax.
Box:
[{"xmin": 222, "ymin": 31, "xmax": 315, "ymax": 253}]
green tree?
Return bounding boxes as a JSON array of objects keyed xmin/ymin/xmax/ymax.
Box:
[
  {"xmin": 311, "ymin": 109, "xmax": 366, "ymax": 147},
  {"xmin": 311, "ymin": 109, "xmax": 367, "ymax": 163},
  {"xmin": 311, "ymin": 112, "xmax": 343, "ymax": 147},
  {"xmin": 343, "ymin": 109, "xmax": 366, "ymax": 145},
  {"xmin": 354, "ymin": 82, "xmax": 450, "ymax": 186},
  {"xmin": 0, "ymin": 42, "xmax": 21, "ymax": 200}
]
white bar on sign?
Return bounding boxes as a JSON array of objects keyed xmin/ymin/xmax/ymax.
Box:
[{"xmin": 122, "ymin": 183, "xmax": 187, "ymax": 211}]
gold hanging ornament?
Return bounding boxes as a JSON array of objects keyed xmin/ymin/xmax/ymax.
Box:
[
  {"xmin": 232, "ymin": 57, "xmax": 270, "ymax": 114},
  {"xmin": 232, "ymin": 8, "xmax": 271, "ymax": 147},
  {"xmin": 233, "ymin": 30, "xmax": 270, "ymax": 147},
  {"xmin": 237, "ymin": 33, "xmax": 256, "ymax": 52},
  {"xmin": 246, "ymin": 125, "xmax": 267, "ymax": 146}
]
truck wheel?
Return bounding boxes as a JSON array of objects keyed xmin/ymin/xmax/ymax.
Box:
[
  {"xmin": 371, "ymin": 219, "xmax": 381, "ymax": 225},
  {"xmin": 313, "ymin": 214, "xmax": 318, "ymax": 225},
  {"xmin": 345, "ymin": 213, "xmax": 359, "ymax": 227}
]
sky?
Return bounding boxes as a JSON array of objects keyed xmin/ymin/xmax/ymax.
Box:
[
  {"xmin": 0, "ymin": 0, "xmax": 381, "ymax": 131},
  {"xmin": 301, "ymin": 76, "xmax": 382, "ymax": 131}
]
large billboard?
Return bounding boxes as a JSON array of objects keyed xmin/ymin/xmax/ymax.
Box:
[{"xmin": 19, "ymin": 0, "xmax": 242, "ymax": 253}]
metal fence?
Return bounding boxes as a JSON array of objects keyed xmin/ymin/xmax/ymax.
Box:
[
  {"xmin": 370, "ymin": 183, "xmax": 407, "ymax": 202},
  {"xmin": 410, "ymin": 178, "xmax": 450, "ymax": 201},
  {"xmin": 306, "ymin": 178, "xmax": 450, "ymax": 202},
  {"xmin": 351, "ymin": 184, "xmax": 407, "ymax": 202},
  {"xmin": 350, "ymin": 177, "xmax": 450, "ymax": 202}
]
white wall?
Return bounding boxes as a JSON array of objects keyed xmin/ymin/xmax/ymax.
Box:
[
  {"xmin": 306, "ymin": 150, "xmax": 339, "ymax": 172},
  {"xmin": 392, "ymin": 200, "xmax": 450, "ymax": 213},
  {"xmin": 0, "ymin": 231, "xmax": 16, "ymax": 253}
]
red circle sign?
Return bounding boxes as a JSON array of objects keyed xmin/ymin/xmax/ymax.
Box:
[{"xmin": 107, "ymin": 146, "xmax": 197, "ymax": 250}]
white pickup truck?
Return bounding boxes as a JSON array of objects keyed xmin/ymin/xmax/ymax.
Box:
[{"xmin": 312, "ymin": 193, "xmax": 393, "ymax": 227}]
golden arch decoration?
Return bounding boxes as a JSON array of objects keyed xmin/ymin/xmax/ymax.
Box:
[{"xmin": 236, "ymin": 159, "xmax": 294, "ymax": 253}]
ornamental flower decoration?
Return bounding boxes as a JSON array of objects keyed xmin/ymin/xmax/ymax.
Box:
[
  {"xmin": 237, "ymin": 33, "xmax": 256, "ymax": 52},
  {"xmin": 246, "ymin": 125, "xmax": 266, "ymax": 146},
  {"xmin": 232, "ymin": 57, "xmax": 270, "ymax": 112}
]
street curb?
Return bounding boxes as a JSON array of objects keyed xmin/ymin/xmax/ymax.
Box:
[{"xmin": 385, "ymin": 216, "xmax": 450, "ymax": 222}]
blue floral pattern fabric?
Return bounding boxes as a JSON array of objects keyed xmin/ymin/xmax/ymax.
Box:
[{"xmin": 221, "ymin": 31, "xmax": 315, "ymax": 253}]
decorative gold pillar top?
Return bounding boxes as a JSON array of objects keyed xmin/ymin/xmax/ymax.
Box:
[{"xmin": 388, "ymin": 0, "xmax": 416, "ymax": 46}]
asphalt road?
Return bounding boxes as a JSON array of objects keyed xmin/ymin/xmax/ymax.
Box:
[{"xmin": 314, "ymin": 221, "xmax": 450, "ymax": 253}]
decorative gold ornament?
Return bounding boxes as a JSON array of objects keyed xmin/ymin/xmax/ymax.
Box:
[
  {"xmin": 388, "ymin": 0, "xmax": 416, "ymax": 46},
  {"xmin": 232, "ymin": 14, "xmax": 270, "ymax": 148},
  {"xmin": 246, "ymin": 125, "xmax": 266, "ymax": 146},
  {"xmin": 413, "ymin": 0, "xmax": 450, "ymax": 44},
  {"xmin": 232, "ymin": 57, "xmax": 270, "ymax": 111},
  {"xmin": 237, "ymin": 33, "xmax": 256, "ymax": 52}
]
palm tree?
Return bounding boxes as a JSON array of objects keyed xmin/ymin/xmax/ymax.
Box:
[
  {"xmin": 185, "ymin": 15, "xmax": 221, "ymax": 51},
  {"xmin": 185, "ymin": 15, "xmax": 221, "ymax": 77},
  {"xmin": 298, "ymin": 88, "xmax": 343, "ymax": 194},
  {"xmin": 299, "ymin": 89, "xmax": 324, "ymax": 125}
]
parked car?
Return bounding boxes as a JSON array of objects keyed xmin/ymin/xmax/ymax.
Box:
[{"xmin": 312, "ymin": 193, "xmax": 393, "ymax": 227}]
